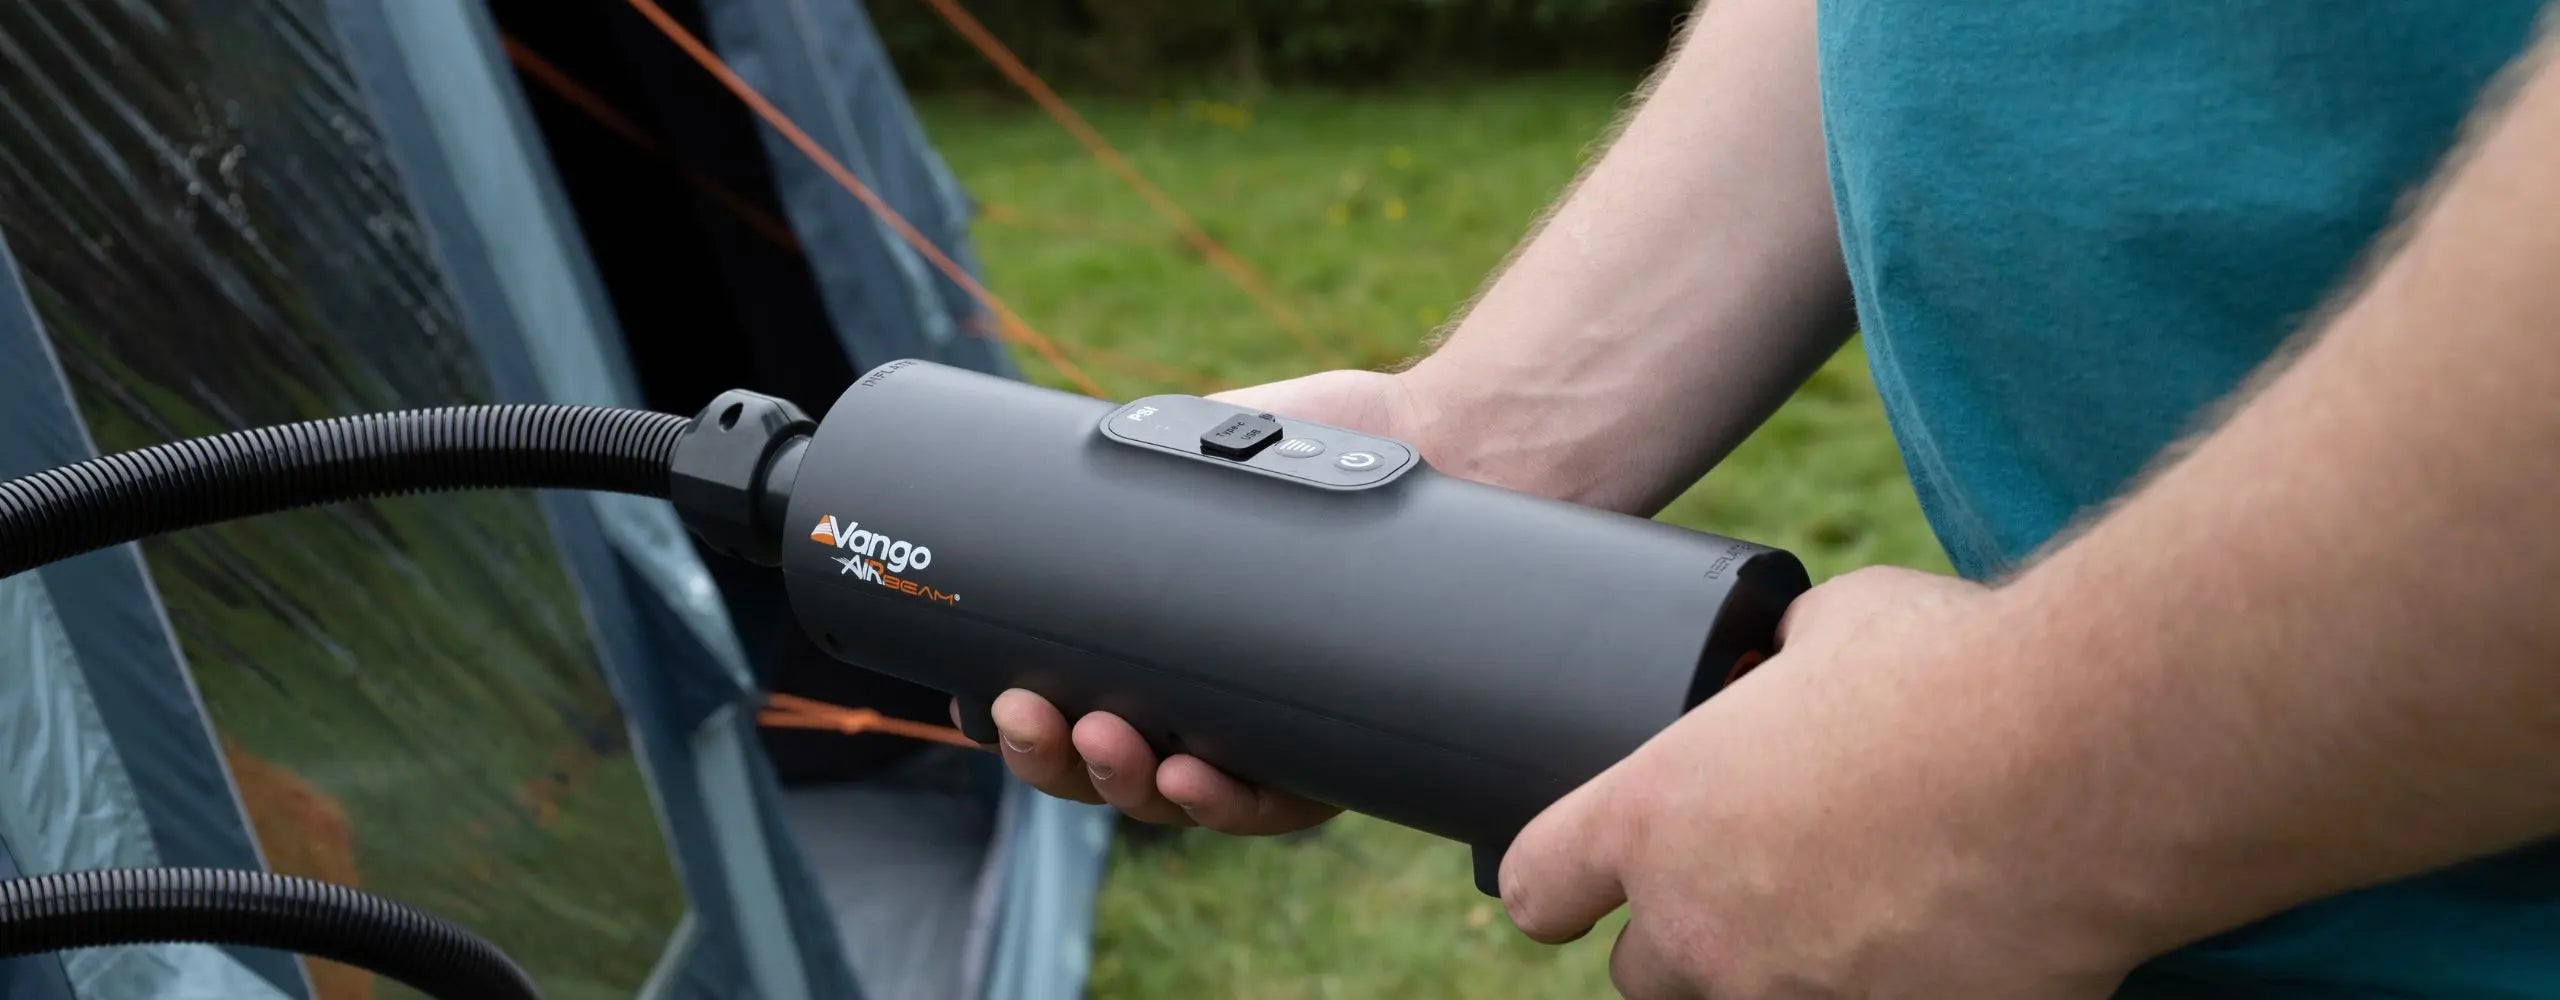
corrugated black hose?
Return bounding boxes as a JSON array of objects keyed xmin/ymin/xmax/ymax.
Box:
[
  {"xmin": 0, "ymin": 405, "xmax": 691, "ymax": 581},
  {"xmin": 0, "ymin": 868, "xmax": 541, "ymax": 999},
  {"xmin": 0, "ymin": 402, "xmax": 732, "ymax": 998}
]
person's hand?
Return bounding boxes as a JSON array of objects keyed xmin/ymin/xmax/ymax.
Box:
[
  {"xmin": 973, "ymin": 368, "xmax": 1432, "ymax": 834},
  {"xmin": 1498, "ymin": 566, "xmax": 2151, "ymax": 999}
]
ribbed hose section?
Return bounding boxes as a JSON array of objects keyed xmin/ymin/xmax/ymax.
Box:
[
  {"xmin": 0, "ymin": 868, "xmax": 541, "ymax": 999},
  {"xmin": 0, "ymin": 405, "xmax": 690, "ymax": 580}
]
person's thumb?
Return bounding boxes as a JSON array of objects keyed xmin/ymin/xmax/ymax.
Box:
[
  {"xmin": 1206, "ymin": 374, "xmax": 1316, "ymax": 411},
  {"xmin": 1206, "ymin": 369, "xmax": 1411, "ymax": 438},
  {"xmin": 1498, "ymin": 769, "xmax": 1634, "ymax": 944}
]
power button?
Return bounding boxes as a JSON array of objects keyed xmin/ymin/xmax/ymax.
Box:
[{"xmin": 1335, "ymin": 451, "xmax": 1382, "ymax": 471}]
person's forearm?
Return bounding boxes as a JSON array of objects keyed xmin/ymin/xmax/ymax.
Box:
[
  {"xmin": 1400, "ymin": 0, "xmax": 1851, "ymax": 515},
  {"xmin": 1966, "ymin": 26, "xmax": 2560, "ymax": 954}
]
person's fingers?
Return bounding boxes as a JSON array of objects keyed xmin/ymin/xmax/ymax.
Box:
[
  {"xmin": 985, "ymin": 688, "xmax": 1339, "ymax": 832},
  {"xmin": 1499, "ymin": 772, "xmax": 1633, "ymax": 945},
  {"xmin": 989, "ymin": 689, "xmax": 1102, "ymax": 805},
  {"xmin": 1070, "ymin": 712, "xmax": 1193, "ymax": 826},
  {"xmin": 1608, "ymin": 915, "xmax": 1709, "ymax": 1000},
  {"xmin": 1156, "ymin": 754, "xmax": 1341, "ymax": 835}
]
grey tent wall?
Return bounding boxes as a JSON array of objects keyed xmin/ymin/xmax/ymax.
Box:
[
  {"xmin": 700, "ymin": 0, "xmax": 1019, "ymax": 375},
  {"xmin": 327, "ymin": 3, "xmax": 867, "ymax": 998},
  {"xmin": 0, "ymin": 244, "xmax": 313, "ymax": 1000},
  {"xmin": 971, "ymin": 782, "xmax": 1117, "ymax": 1000},
  {"xmin": 0, "ymin": 566, "xmax": 293, "ymax": 1000}
]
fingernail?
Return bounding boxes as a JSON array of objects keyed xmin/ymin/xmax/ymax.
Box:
[
  {"xmin": 1000, "ymin": 732, "xmax": 1033, "ymax": 754},
  {"xmin": 1170, "ymin": 799, "xmax": 1196, "ymax": 813},
  {"xmin": 1087, "ymin": 762, "xmax": 1115, "ymax": 782}
]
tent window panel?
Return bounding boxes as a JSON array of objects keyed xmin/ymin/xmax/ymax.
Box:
[{"xmin": 0, "ymin": 2, "xmax": 687, "ymax": 997}]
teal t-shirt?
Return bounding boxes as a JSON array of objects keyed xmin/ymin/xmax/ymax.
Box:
[{"xmin": 1816, "ymin": 1, "xmax": 2560, "ymax": 996}]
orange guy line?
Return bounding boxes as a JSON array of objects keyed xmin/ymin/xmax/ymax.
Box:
[
  {"xmin": 758, "ymin": 694, "xmax": 984, "ymax": 750},
  {"xmin": 765, "ymin": 691, "xmax": 860, "ymax": 717},
  {"xmin": 960, "ymin": 314, "xmax": 1228, "ymax": 393},
  {"xmin": 512, "ymin": 37, "xmax": 1203, "ymax": 392},
  {"xmin": 622, "ymin": 0, "xmax": 1109, "ymax": 399},
  {"xmin": 918, "ymin": 0, "xmax": 1384, "ymax": 368},
  {"xmin": 759, "ymin": 710, "xmax": 986, "ymax": 750},
  {"xmin": 502, "ymin": 35, "xmax": 804, "ymax": 254}
]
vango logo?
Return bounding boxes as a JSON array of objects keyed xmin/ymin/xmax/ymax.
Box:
[
  {"xmin": 809, "ymin": 515, "xmax": 957, "ymax": 605},
  {"xmin": 809, "ymin": 515, "xmax": 931, "ymax": 571}
]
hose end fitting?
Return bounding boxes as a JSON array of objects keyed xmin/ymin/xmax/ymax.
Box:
[{"xmin": 671, "ymin": 390, "xmax": 814, "ymax": 567}]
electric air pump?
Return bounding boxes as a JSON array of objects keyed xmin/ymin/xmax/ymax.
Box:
[{"xmin": 0, "ymin": 360, "xmax": 1809, "ymax": 998}]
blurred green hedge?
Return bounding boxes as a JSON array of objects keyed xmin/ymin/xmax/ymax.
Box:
[{"xmin": 872, "ymin": 0, "xmax": 1688, "ymax": 93}]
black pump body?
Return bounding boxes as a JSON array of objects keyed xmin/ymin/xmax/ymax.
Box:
[{"xmin": 779, "ymin": 360, "xmax": 1810, "ymax": 891}]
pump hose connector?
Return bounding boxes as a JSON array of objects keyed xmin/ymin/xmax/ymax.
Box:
[{"xmin": 0, "ymin": 868, "xmax": 540, "ymax": 1000}]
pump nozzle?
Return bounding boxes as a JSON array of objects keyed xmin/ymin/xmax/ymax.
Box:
[{"xmin": 665, "ymin": 389, "xmax": 815, "ymax": 566}]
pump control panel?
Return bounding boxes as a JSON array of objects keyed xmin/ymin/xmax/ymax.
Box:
[{"xmin": 1100, "ymin": 394, "xmax": 1417, "ymax": 490}]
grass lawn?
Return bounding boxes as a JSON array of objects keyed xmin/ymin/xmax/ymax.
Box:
[{"xmin": 917, "ymin": 73, "xmax": 1951, "ymax": 999}]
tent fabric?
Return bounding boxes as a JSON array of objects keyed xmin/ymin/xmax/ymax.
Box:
[
  {"xmin": 974, "ymin": 781, "xmax": 1118, "ymax": 1000},
  {"xmin": 782, "ymin": 751, "xmax": 1007, "ymax": 999},
  {"xmin": 0, "ymin": 243, "xmax": 302, "ymax": 1000},
  {"xmin": 701, "ymin": 0, "xmax": 1018, "ymax": 375},
  {"xmin": 0, "ymin": 572, "xmax": 292, "ymax": 1000},
  {"xmin": 0, "ymin": 2, "xmax": 694, "ymax": 996},
  {"xmin": 0, "ymin": 232, "xmax": 308, "ymax": 999},
  {"xmin": 340, "ymin": 0, "xmax": 757, "ymax": 685},
  {"xmin": 774, "ymin": 0, "xmax": 1012, "ymax": 366}
]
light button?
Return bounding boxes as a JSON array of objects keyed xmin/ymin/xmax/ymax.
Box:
[{"xmin": 1271, "ymin": 437, "xmax": 1325, "ymax": 459}]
